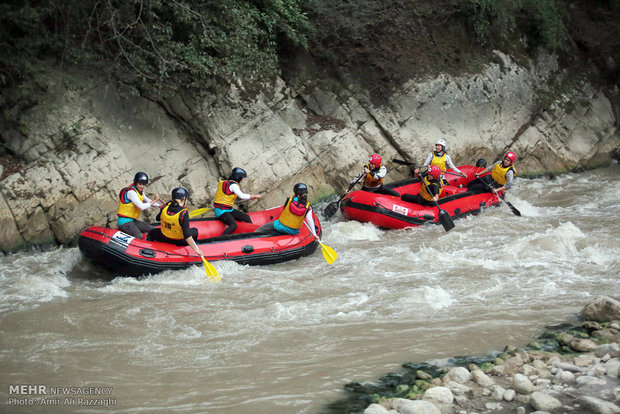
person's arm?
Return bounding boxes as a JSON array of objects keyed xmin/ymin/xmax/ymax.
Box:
[
  {"xmin": 304, "ymin": 208, "xmax": 317, "ymax": 238},
  {"xmin": 494, "ymin": 170, "xmax": 514, "ymax": 193},
  {"xmin": 445, "ymin": 155, "xmax": 465, "ymax": 177},
  {"xmin": 475, "ymin": 162, "xmax": 498, "ymax": 177},
  {"xmin": 423, "ymin": 153, "xmax": 433, "ymax": 166},
  {"xmin": 186, "ymin": 236, "xmax": 203, "ymax": 257},
  {"xmin": 373, "ymin": 165, "xmax": 387, "ymax": 179},
  {"xmin": 126, "ymin": 190, "xmax": 157, "ymax": 210},
  {"xmin": 230, "ymin": 182, "xmax": 261, "ymax": 201},
  {"xmin": 431, "ymin": 182, "xmax": 441, "ymax": 202},
  {"xmin": 180, "ymin": 211, "xmax": 203, "ymax": 257}
]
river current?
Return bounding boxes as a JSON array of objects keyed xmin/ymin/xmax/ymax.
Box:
[{"xmin": 1, "ymin": 165, "xmax": 618, "ymax": 413}]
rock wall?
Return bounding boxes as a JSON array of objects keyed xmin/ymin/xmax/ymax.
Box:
[{"xmin": 0, "ymin": 51, "xmax": 618, "ymax": 252}]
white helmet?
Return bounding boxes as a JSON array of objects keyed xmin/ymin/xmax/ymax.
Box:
[{"xmin": 436, "ymin": 139, "xmax": 447, "ymax": 149}]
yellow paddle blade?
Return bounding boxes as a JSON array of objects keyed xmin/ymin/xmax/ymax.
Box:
[
  {"xmin": 189, "ymin": 208, "xmax": 211, "ymax": 218},
  {"xmin": 319, "ymin": 242, "xmax": 338, "ymax": 264},
  {"xmin": 202, "ymin": 257, "xmax": 221, "ymax": 282}
]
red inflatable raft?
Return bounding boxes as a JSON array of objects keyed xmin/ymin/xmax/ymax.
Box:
[
  {"xmin": 340, "ymin": 165, "xmax": 505, "ymax": 229},
  {"xmin": 79, "ymin": 206, "xmax": 322, "ymax": 277}
]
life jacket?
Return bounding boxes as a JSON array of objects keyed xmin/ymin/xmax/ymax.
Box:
[
  {"xmin": 419, "ymin": 176, "xmax": 444, "ymax": 201},
  {"xmin": 160, "ymin": 203, "xmax": 187, "ymax": 240},
  {"xmin": 363, "ymin": 163, "xmax": 383, "ymax": 188},
  {"xmin": 117, "ymin": 185, "xmax": 143, "ymax": 219},
  {"xmin": 277, "ymin": 197, "xmax": 309, "ymax": 230},
  {"xmin": 491, "ymin": 163, "xmax": 517, "ymax": 185},
  {"xmin": 213, "ymin": 179, "xmax": 238, "ymax": 210},
  {"xmin": 430, "ymin": 152, "xmax": 447, "ymax": 171}
]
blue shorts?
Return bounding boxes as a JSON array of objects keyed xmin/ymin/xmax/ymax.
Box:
[
  {"xmin": 274, "ymin": 220, "xmax": 300, "ymax": 236},
  {"xmin": 214, "ymin": 207, "xmax": 234, "ymax": 218}
]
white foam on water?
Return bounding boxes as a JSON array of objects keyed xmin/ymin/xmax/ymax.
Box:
[
  {"xmin": 0, "ymin": 247, "xmax": 81, "ymax": 311},
  {"xmin": 509, "ymin": 221, "xmax": 586, "ymax": 260},
  {"xmin": 328, "ymin": 220, "xmax": 383, "ymax": 242}
]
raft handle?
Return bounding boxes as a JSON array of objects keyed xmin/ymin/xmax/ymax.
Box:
[{"xmin": 139, "ymin": 249, "xmax": 156, "ymax": 258}]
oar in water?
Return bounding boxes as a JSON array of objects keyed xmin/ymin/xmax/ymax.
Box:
[
  {"xmin": 189, "ymin": 208, "xmax": 211, "ymax": 218},
  {"xmin": 474, "ymin": 168, "xmax": 521, "ymax": 217},
  {"xmin": 420, "ymin": 179, "xmax": 455, "ymax": 232},
  {"xmin": 488, "ymin": 185, "xmax": 522, "ymax": 216},
  {"xmin": 201, "ymin": 256, "xmax": 221, "ymax": 282},
  {"xmin": 304, "ymin": 222, "xmax": 337, "ymax": 264},
  {"xmin": 323, "ymin": 173, "xmax": 364, "ymax": 219}
]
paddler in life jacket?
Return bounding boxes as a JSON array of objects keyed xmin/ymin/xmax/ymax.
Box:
[
  {"xmin": 467, "ymin": 152, "xmax": 517, "ymax": 194},
  {"xmin": 467, "ymin": 152, "xmax": 517, "ymax": 195},
  {"xmin": 116, "ymin": 172, "xmax": 161, "ymax": 238},
  {"xmin": 256, "ymin": 183, "xmax": 317, "ymax": 237},
  {"xmin": 213, "ymin": 167, "xmax": 262, "ymax": 235},
  {"xmin": 400, "ymin": 165, "xmax": 444, "ymax": 206},
  {"xmin": 147, "ymin": 187, "xmax": 204, "ymax": 258},
  {"xmin": 346, "ymin": 154, "xmax": 400, "ymax": 197},
  {"xmin": 415, "ymin": 139, "xmax": 467, "ymax": 182}
]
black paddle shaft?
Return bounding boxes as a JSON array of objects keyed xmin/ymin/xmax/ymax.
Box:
[
  {"xmin": 481, "ymin": 179, "xmax": 521, "ymax": 216},
  {"xmin": 323, "ymin": 173, "xmax": 364, "ymax": 219},
  {"xmin": 420, "ymin": 179, "xmax": 455, "ymax": 232}
]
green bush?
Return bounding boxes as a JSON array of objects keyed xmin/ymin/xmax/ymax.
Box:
[
  {"xmin": 0, "ymin": 0, "xmax": 310, "ymax": 102},
  {"xmin": 462, "ymin": 0, "xmax": 565, "ymax": 50}
]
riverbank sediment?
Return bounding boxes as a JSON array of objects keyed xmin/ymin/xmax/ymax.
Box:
[{"xmin": 334, "ymin": 296, "xmax": 620, "ymax": 414}]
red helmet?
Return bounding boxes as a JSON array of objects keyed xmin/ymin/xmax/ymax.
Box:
[
  {"xmin": 428, "ymin": 165, "xmax": 441, "ymax": 179},
  {"xmin": 504, "ymin": 152, "xmax": 517, "ymax": 163},
  {"xmin": 368, "ymin": 154, "xmax": 382, "ymax": 167}
]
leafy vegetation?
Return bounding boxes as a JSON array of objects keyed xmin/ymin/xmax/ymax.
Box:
[
  {"xmin": 462, "ymin": 0, "xmax": 566, "ymax": 50},
  {"xmin": 0, "ymin": 0, "xmax": 311, "ymax": 117}
]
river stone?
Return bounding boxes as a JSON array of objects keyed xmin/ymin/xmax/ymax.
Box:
[
  {"xmin": 575, "ymin": 375, "xmax": 607, "ymax": 386},
  {"xmin": 364, "ymin": 403, "xmax": 390, "ymax": 414},
  {"xmin": 416, "ymin": 370, "xmax": 433, "ymax": 380},
  {"xmin": 444, "ymin": 381, "xmax": 471, "ymax": 396},
  {"xmin": 596, "ymin": 343, "xmax": 620, "ymax": 358},
  {"xmin": 554, "ymin": 361, "xmax": 584, "ymax": 373},
  {"xmin": 580, "ymin": 296, "xmax": 620, "ymax": 322},
  {"xmin": 512, "ymin": 373, "xmax": 536, "ymax": 394},
  {"xmin": 400, "ymin": 400, "xmax": 442, "ymax": 414},
  {"xmin": 530, "ymin": 391, "xmax": 562, "ymax": 411},
  {"xmin": 491, "ymin": 385, "xmax": 506, "ymax": 400},
  {"xmin": 577, "ymin": 395, "xmax": 620, "ymax": 414},
  {"xmin": 471, "ymin": 369, "xmax": 495, "ymax": 387},
  {"xmin": 605, "ymin": 359, "xmax": 620, "ymax": 378},
  {"xmin": 568, "ymin": 337, "xmax": 598, "ymax": 352},
  {"xmin": 423, "ymin": 386, "xmax": 454, "ymax": 405},
  {"xmin": 554, "ymin": 370, "xmax": 575, "ymax": 384},
  {"xmin": 443, "ymin": 367, "xmax": 471, "ymax": 384},
  {"xmin": 503, "ymin": 389, "xmax": 516, "ymax": 402}
]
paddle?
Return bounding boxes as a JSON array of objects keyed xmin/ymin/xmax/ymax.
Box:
[
  {"xmin": 201, "ymin": 256, "xmax": 221, "ymax": 282},
  {"xmin": 392, "ymin": 159, "xmax": 465, "ymax": 177},
  {"xmin": 304, "ymin": 222, "xmax": 337, "ymax": 264},
  {"xmin": 189, "ymin": 208, "xmax": 211, "ymax": 218},
  {"xmin": 323, "ymin": 173, "xmax": 364, "ymax": 219},
  {"xmin": 474, "ymin": 168, "xmax": 521, "ymax": 217},
  {"xmin": 486, "ymin": 183, "xmax": 522, "ymax": 216},
  {"xmin": 420, "ymin": 179, "xmax": 455, "ymax": 232}
]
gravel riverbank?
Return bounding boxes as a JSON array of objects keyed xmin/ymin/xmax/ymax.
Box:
[{"xmin": 337, "ymin": 296, "xmax": 620, "ymax": 414}]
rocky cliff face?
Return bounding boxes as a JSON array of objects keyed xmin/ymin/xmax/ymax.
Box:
[{"xmin": 0, "ymin": 50, "xmax": 618, "ymax": 252}]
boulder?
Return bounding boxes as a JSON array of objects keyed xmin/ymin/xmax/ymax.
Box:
[
  {"xmin": 530, "ymin": 391, "xmax": 562, "ymax": 411},
  {"xmin": 580, "ymin": 297, "xmax": 620, "ymax": 322}
]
